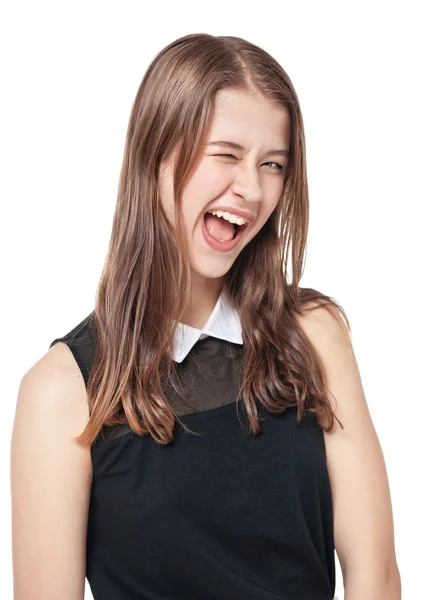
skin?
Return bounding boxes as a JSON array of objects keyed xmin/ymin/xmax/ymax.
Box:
[{"xmin": 158, "ymin": 88, "xmax": 291, "ymax": 329}]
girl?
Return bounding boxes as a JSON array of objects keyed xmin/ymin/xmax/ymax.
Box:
[{"xmin": 11, "ymin": 33, "xmax": 400, "ymax": 599}]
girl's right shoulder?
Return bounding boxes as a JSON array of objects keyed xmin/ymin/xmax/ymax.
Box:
[{"xmin": 10, "ymin": 342, "xmax": 91, "ymax": 600}]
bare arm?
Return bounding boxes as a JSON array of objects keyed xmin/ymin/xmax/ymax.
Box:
[
  {"xmin": 298, "ymin": 304, "xmax": 401, "ymax": 599},
  {"xmin": 10, "ymin": 342, "xmax": 92, "ymax": 600}
]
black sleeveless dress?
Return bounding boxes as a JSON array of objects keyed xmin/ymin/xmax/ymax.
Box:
[{"xmin": 49, "ymin": 312, "xmax": 337, "ymax": 600}]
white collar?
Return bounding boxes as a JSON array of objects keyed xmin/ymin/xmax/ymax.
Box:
[{"xmin": 172, "ymin": 289, "xmax": 243, "ymax": 363}]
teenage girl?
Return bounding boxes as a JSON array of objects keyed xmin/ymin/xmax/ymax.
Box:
[{"xmin": 11, "ymin": 33, "xmax": 401, "ymax": 600}]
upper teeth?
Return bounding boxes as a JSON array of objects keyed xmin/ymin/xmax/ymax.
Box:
[{"xmin": 207, "ymin": 210, "xmax": 249, "ymax": 226}]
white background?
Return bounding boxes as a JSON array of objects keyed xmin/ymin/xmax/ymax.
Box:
[{"xmin": 2, "ymin": 1, "xmax": 428, "ymax": 598}]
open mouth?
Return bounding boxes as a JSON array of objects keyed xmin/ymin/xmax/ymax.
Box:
[
  {"xmin": 203, "ymin": 211, "xmax": 248, "ymax": 242},
  {"xmin": 201, "ymin": 211, "xmax": 250, "ymax": 252}
]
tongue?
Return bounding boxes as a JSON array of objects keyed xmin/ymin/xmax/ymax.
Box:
[{"xmin": 204, "ymin": 213, "xmax": 235, "ymax": 241}]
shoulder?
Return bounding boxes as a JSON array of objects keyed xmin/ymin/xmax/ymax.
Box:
[
  {"xmin": 21, "ymin": 341, "xmax": 90, "ymax": 421},
  {"xmin": 296, "ymin": 301, "xmax": 355, "ymax": 416},
  {"xmin": 296, "ymin": 298, "xmax": 367, "ymax": 436},
  {"xmin": 11, "ymin": 343, "xmax": 92, "ymax": 597},
  {"xmin": 295, "ymin": 298, "xmax": 371, "ymax": 440},
  {"xmin": 296, "ymin": 299, "xmax": 352, "ymax": 353},
  {"xmin": 296, "ymin": 300, "xmax": 400, "ymax": 580},
  {"xmin": 15, "ymin": 341, "xmax": 91, "ymax": 465}
]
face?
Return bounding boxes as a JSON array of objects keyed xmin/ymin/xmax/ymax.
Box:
[{"xmin": 158, "ymin": 88, "xmax": 290, "ymax": 285}]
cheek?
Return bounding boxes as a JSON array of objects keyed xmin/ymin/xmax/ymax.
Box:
[
  {"xmin": 181, "ymin": 162, "xmax": 231, "ymax": 224},
  {"xmin": 184, "ymin": 162, "xmax": 231, "ymax": 205},
  {"xmin": 247, "ymin": 199, "xmax": 280, "ymax": 241}
]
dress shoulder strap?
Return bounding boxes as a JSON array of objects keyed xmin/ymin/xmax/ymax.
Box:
[{"xmin": 49, "ymin": 312, "xmax": 97, "ymax": 388}]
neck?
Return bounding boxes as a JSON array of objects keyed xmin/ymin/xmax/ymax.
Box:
[{"xmin": 180, "ymin": 275, "xmax": 225, "ymax": 330}]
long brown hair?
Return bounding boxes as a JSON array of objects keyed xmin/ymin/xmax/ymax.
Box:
[{"xmin": 75, "ymin": 33, "xmax": 348, "ymax": 447}]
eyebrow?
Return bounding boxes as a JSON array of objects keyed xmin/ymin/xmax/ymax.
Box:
[{"xmin": 205, "ymin": 140, "xmax": 289, "ymax": 157}]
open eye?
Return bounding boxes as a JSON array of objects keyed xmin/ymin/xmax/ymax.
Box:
[{"xmin": 264, "ymin": 161, "xmax": 286, "ymax": 172}]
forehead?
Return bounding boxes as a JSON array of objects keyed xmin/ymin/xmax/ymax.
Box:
[{"xmin": 208, "ymin": 89, "xmax": 290, "ymax": 148}]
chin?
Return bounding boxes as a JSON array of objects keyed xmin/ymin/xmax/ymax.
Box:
[{"xmin": 190, "ymin": 258, "xmax": 236, "ymax": 280}]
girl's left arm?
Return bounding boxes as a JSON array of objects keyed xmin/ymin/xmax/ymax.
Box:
[{"xmin": 298, "ymin": 305, "xmax": 402, "ymax": 600}]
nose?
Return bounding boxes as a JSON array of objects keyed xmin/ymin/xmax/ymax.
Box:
[{"xmin": 230, "ymin": 165, "xmax": 263, "ymax": 205}]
